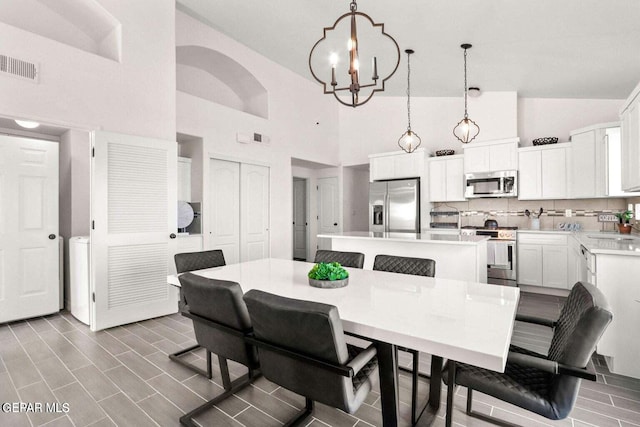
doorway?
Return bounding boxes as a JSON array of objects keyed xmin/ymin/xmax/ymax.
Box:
[{"xmin": 292, "ymin": 177, "xmax": 308, "ymax": 261}]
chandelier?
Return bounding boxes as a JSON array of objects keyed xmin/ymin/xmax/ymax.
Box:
[
  {"xmin": 398, "ymin": 49, "xmax": 421, "ymax": 153},
  {"xmin": 453, "ymin": 43, "xmax": 480, "ymax": 143},
  {"xmin": 308, "ymin": 0, "xmax": 400, "ymax": 107}
]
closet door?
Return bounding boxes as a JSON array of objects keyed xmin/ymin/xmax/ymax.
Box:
[
  {"xmin": 0, "ymin": 135, "xmax": 59, "ymax": 323},
  {"xmin": 91, "ymin": 131, "xmax": 177, "ymax": 331},
  {"xmin": 241, "ymin": 164, "xmax": 270, "ymax": 261},
  {"xmin": 209, "ymin": 159, "xmax": 240, "ymax": 264}
]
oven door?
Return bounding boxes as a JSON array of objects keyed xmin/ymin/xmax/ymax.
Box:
[{"xmin": 487, "ymin": 240, "xmax": 516, "ymax": 282}]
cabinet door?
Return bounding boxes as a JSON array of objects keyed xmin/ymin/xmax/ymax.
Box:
[
  {"xmin": 370, "ymin": 156, "xmax": 395, "ymax": 181},
  {"xmin": 570, "ymin": 131, "xmax": 596, "ymax": 198},
  {"xmin": 394, "ymin": 151, "xmax": 422, "ymax": 178},
  {"xmin": 428, "ymin": 159, "xmax": 447, "ymax": 202},
  {"xmin": 464, "ymin": 146, "xmax": 490, "ymax": 173},
  {"xmin": 542, "ymin": 245, "xmax": 568, "ymax": 288},
  {"xmin": 446, "ymin": 157, "xmax": 465, "ymax": 201},
  {"xmin": 541, "ymin": 147, "xmax": 567, "ymax": 199},
  {"xmin": 518, "ymin": 151, "xmax": 541, "ymax": 199},
  {"xmin": 517, "ymin": 244, "xmax": 542, "ymax": 285},
  {"xmin": 622, "ymin": 99, "xmax": 640, "ymax": 191},
  {"xmin": 489, "ymin": 143, "xmax": 518, "ymax": 171}
]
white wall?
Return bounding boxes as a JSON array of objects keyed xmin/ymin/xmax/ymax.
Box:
[
  {"xmin": 176, "ymin": 10, "xmax": 340, "ymax": 260},
  {"xmin": 338, "ymin": 92, "xmax": 518, "ymax": 166},
  {"xmin": 0, "ymin": 0, "xmax": 176, "ymax": 140},
  {"xmin": 342, "ymin": 167, "xmax": 370, "ymax": 232},
  {"xmin": 518, "ymin": 98, "xmax": 623, "ymax": 146}
]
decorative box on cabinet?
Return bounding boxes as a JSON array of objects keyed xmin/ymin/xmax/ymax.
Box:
[
  {"xmin": 517, "ymin": 232, "xmax": 569, "ymax": 289},
  {"xmin": 463, "ymin": 138, "xmax": 519, "ymax": 173},
  {"xmin": 369, "ymin": 149, "xmax": 425, "ymax": 181},
  {"xmin": 518, "ymin": 143, "xmax": 570, "ymax": 200},
  {"xmin": 427, "ymin": 155, "xmax": 464, "ymax": 202}
]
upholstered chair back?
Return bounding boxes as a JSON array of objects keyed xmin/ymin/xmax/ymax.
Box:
[
  {"xmin": 313, "ymin": 250, "xmax": 365, "ymax": 269},
  {"xmin": 373, "ymin": 254, "xmax": 435, "ymax": 277},
  {"xmin": 175, "ymin": 249, "xmax": 226, "ymax": 273}
]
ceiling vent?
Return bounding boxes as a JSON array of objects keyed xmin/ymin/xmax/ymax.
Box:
[
  {"xmin": 0, "ymin": 54, "xmax": 39, "ymax": 83},
  {"xmin": 237, "ymin": 132, "xmax": 270, "ymax": 145}
]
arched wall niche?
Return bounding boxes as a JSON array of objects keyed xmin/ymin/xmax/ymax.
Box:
[
  {"xmin": 176, "ymin": 45, "xmax": 268, "ymax": 119},
  {"xmin": 0, "ymin": 0, "xmax": 121, "ymax": 62}
]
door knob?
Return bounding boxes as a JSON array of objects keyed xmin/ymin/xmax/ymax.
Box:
[
  {"xmin": 333, "ymin": 223, "xmax": 338, "ymax": 226},
  {"xmin": 170, "ymin": 233, "xmax": 176, "ymax": 239},
  {"xmin": 48, "ymin": 234, "xmax": 56, "ymax": 240}
]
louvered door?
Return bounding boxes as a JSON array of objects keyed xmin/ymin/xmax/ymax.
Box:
[{"xmin": 91, "ymin": 131, "xmax": 177, "ymax": 331}]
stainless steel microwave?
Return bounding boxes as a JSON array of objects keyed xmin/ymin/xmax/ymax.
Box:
[{"xmin": 464, "ymin": 170, "xmax": 518, "ymax": 198}]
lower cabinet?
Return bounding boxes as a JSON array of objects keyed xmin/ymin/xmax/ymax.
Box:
[{"xmin": 517, "ymin": 232, "xmax": 569, "ymax": 289}]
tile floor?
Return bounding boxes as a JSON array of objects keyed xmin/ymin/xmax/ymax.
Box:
[{"xmin": 1, "ymin": 292, "xmax": 639, "ymax": 427}]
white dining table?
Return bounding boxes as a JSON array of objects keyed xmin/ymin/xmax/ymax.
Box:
[{"xmin": 167, "ymin": 258, "xmax": 520, "ymax": 426}]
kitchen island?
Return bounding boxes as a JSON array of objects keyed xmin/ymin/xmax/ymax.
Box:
[{"xmin": 317, "ymin": 231, "xmax": 489, "ymax": 283}]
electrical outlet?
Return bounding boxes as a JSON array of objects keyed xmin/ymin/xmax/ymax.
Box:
[{"xmin": 565, "ymin": 209, "xmax": 572, "ymax": 217}]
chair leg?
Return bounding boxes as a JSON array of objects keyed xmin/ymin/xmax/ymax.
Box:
[
  {"xmin": 218, "ymin": 357, "xmax": 232, "ymax": 390},
  {"xmin": 169, "ymin": 344, "xmax": 213, "ymax": 379},
  {"xmin": 179, "ymin": 368, "xmax": 260, "ymax": 427},
  {"xmin": 283, "ymin": 398, "xmax": 314, "ymax": 427},
  {"xmin": 464, "ymin": 386, "xmax": 519, "ymax": 427}
]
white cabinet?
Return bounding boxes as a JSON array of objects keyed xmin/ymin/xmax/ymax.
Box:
[
  {"xmin": 369, "ymin": 149, "xmax": 425, "ymax": 181},
  {"xmin": 620, "ymin": 81, "xmax": 640, "ymax": 191},
  {"xmin": 517, "ymin": 232, "xmax": 569, "ymax": 289},
  {"xmin": 427, "ymin": 155, "xmax": 465, "ymax": 202},
  {"xmin": 570, "ymin": 127, "xmax": 607, "ymax": 198},
  {"xmin": 178, "ymin": 156, "xmax": 192, "ymax": 202},
  {"xmin": 463, "ymin": 138, "xmax": 519, "ymax": 173},
  {"xmin": 518, "ymin": 143, "xmax": 569, "ymax": 200}
]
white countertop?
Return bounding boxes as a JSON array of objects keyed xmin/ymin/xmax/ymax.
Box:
[
  {"xmin": 318, "ymin": 231, "xmax": 489, "ymax": 245},
  {"xmin": 573, "ymin": 231, "xmax": 640, "ymax": 256},
  {"xmin": 168, "ymin": 258, "xmax": 519, "ymax": 372}
]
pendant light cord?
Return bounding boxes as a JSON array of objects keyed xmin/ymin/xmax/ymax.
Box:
[
  {"xmin": 406, "ymin": 51, "xmax": 412, "ymax": 131},
  {"xmin": 463, "ymin": 47, "xmax": 468, "ymax": 119}
]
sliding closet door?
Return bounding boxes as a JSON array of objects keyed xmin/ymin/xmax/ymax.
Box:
[
  {"xmin": 0, "ymin": 135, "xmax": 59, "ymax": 323},
  {"xmin": 91, "ymin": 131, "xmax": 177, "ymax": 331},
  {"xmin": 240, "ymin": 164, "xmax": 270, "ymax": 262},
  {"xmin": 209, "ymin": 159, "xmax": 240, "ymax": 264}
]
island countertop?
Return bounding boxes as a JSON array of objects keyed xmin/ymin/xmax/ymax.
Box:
[
  {"xmin": 317, "ymin": 231, "xmax": 488, "ymax": 282},
  {"xmin": 317, "ymin": 231, "xmax": 489, "ymax": 245}
]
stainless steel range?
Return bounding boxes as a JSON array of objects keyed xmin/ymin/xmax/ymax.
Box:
[{"xmin": 461, "ymin": 226, "xmax": 517, "ymax": 286}]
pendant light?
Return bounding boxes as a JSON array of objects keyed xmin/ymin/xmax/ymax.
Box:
[
  {"xmin": 398, "ymin": 49, "xmax": 421, "ymax": 153},
  {"xmin": 308, "ymin": 0, "xmax": 400, "ymax": 108},
  {"xmin": 453, "ymin": 44, "xmax": 480, "ymax": 143}
]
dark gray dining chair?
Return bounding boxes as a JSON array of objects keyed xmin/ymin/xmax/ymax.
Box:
[
  {"xmin": 171, "ymin": 249, "xmax": 226, "ymax": 378},
  {"xmin": 443, "ymin": 281, "xmax": 612, "ymax": 426},
  {"xmin": 314, "ymin": 249, "xmax": 365, "ymax": 269},
  {"xmin": 243, "ymin": 289, "xmax": 379, "ymax": 425},
  {"xmin": 178, "ymin": 273, "xmax": 260, "ymax": 427},
  {"xmin": 373, "ymin": 254, "xmax": 436, "ymax": 424}
]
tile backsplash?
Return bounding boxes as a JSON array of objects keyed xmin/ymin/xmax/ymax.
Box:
[{"xmin": 432, "ymin": 198, "xmax": 629, "ymax": 231}]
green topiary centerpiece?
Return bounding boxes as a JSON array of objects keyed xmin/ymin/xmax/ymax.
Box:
[{"xmin": 308, "ymin": 262, "xmax": 349, "ymax": 288}]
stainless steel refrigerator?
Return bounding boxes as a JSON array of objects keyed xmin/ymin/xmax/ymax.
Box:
[{"xmin": 369, "ymin": 179, "xmax": 420, "ymax": 233}]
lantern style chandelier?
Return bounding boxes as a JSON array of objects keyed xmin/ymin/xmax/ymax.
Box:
[
  {"xmin": 453, "ymin": 43, "xmax": 480, "ymax": 143},
  {"xmin": 308, "ymin": 0, "xmax": 400, "ymax": 107},
  {"xmin": 398, "ymin": 49, "xmax": 421, "ymax": 153}
]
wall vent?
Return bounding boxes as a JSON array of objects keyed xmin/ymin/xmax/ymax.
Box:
[{"xmin": 0, "ymin": 54, "xmax": 39, "ymax": 82}]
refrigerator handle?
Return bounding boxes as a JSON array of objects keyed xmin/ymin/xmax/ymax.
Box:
[{"xmin": 384, "ymin": 193, "xmax": 389, "ymax": 232}]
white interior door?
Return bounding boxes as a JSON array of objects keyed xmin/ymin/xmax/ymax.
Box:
[
  {"xmin": 318, "ymin": 177, "xmax": 340, "ymax": 234},
  {"xmin": 209, "ymin": 159, "xmax": 240, "ymax": 264},
  {"xmin": 91, "ymin": 131, "xmax": 177, "ymax": 331},
  {"xmin": 241, "ymin": 164, "xmax": 270, "ymax": 262},
  {"xmin": 0, "ymin": 135, "xmax": 59, "ymax": 323},
  {"xmin": 292, "ymin": 178, "xmax": 307, "ymax": 260}
]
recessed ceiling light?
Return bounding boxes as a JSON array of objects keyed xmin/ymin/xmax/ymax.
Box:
[{"xmin": 14, "ymin": 120, "xmax": 40, "ymax": 129}]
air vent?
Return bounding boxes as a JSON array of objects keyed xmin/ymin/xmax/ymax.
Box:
[{"xmin": 0, "ymin": 54, "xmax": 39, "ymax": 82}]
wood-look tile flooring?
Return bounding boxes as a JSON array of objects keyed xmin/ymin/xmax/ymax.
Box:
[{"xmin": 1, "ymin": 292, "xmax": 639, "ymax": 427}]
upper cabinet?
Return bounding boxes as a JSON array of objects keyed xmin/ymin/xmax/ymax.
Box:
[
  {"xmin": 518, "ymin": 143, "xmax": 570, "ymax": 200},
  {"xmin": 569, "ymin": 124, "xmax": 610, "ymax": 198},
  {"xmin": 463, "ymin": 138, "xmax": 519, "ymax": 173},
  {"xmin": 621, "ymin": 81, "xmax": 640, "ymax": 191},
  {"xmin": 369, "ymin": 149, "xmax": 425, "ymax": 182},
  {"xmin": 428, "ymin": 155, "xmax": 465, "ymax": 202}
]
